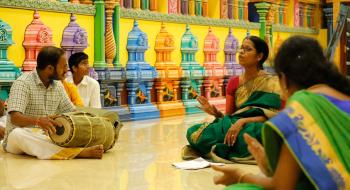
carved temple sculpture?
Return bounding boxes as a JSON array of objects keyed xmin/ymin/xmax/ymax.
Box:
[
  {"xmin": 22, "ymin": 11, "xmax": 54, "ymax": 72},
  {"xmin": 0, "ymin": 18, "xmax": 21, "ymax": 100},
  {"xmin": 126, "ymin": 20, "xmax": 159, "ymax": 120},
  {"xmin": 154, "ymin": 23, "xmax": 185, "ymax": 117},
  {"xmin": 223, "ymin": 28, "xmax": 241, "ymax": 93},
  {"xmin": 203, "ymin": 27, "xmax": 226, "ymax": 112},
  {"xmin": 61, "ymin": 14, "xmax": 88, "ymax": 61},
  {"xmin": 180, "ymin": 25, "xmax": 205, "ymax": 114},
  {"xmin": 61, "ymin": 13, "xmax": 88, "ymax": 79}
]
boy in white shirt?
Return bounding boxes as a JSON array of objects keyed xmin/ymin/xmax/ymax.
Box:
[{"xmin": 66, "ymin": 52, "xmax": 101, "ymax": 108}]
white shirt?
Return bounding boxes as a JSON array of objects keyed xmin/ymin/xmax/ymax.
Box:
[{"xmin": 67, "ymin": 75, "xmax": 101, "ymax": 108}]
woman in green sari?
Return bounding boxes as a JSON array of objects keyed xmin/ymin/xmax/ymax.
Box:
[
  {"xmin": 184, "ymin": 36, "xmax": 282, "ymax": 163},
  {"xmin": 212, "ymin": 36, "xmax": 350, "ymax": 190}
]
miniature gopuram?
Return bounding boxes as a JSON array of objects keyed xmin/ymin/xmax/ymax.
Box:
[
  {"xmin": 223, "ymin": 28, "xmax": 241, "ymax": 92},
  {"xmin": 0, "ymin": 18, "xmax": 21, "ymax": 100},
  {"xmin": 154, "ymin": 23, "xmax": 185, "ymax": 117},
  {"xmin": 22, "ymin": 11, "xmax": 54, "ymax": 71},
  {"xmin": 61, "ymin": 14, "xmax": 88, "ymax": 60},
  {"xmin": 203, "ymin": 27, "xmax": 226, "ymax": 112},
  {"xmin": 126, "ymin": 20, "xmax": 159, "ymax": 120},
  {"xmin": 180, "ymin": 25, "xmax": 205, "ymax": 114}
]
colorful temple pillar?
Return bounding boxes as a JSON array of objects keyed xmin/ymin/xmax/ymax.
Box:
[
  {"xmin": 243, "ymin": 0, "xmax": 249, "ymax": 21},
  {"xmin": 177, "ymin": 0, "xmax": 182, "ymax": 13},
  {"xmin": 233, "ymin": 0, "xmax": 238, "ymax": 20},
  {"xmin": 133, "ymin": 0, "xmax": 141, "ymax": 9},
  {"xmin": 220, "ymin": 0, "xmax": 228, "ymax": 19},
  {"xmin": 150, "ymin": 0, "xmax": 157, "ymax": 11},
  {"xmin": 189, "ymin": 0, "xmax": 195, "ymax": 16},
  {"xmin": 202, "ymin": 0, "xmax": 208, "ymax": 17},
  {"xmin": 238, "ymin": 0, "xmax": 244, "ymax": 20},
  {"xmin": 80, "ymin": 0, "xmax": 93, "ymax": 4},
  {"xmin": 323, "ymin": 7, "xmax": 333, "ymax": 43},
  {"xmin": 126, "ymin": 20, "xmax": 159, "ymax": 120},
  {"xmin": 299, "ymin": 3, "xmax": 304, "ymax": 27},
  {"xmin": 195, "ymin": 0, "xmax": 202, "ymax": 16},
  {"xmin": 0, "ymin": 18, "xmax": 21, "ymax": 100},
  {"xmin": 154, "ymin": 23, "xmax": 185, "ymax": 117},
  {"xmin": 181, "ymin": 0, "xmax": 189, "ymax": 15},
  {"xmin": 223, "ymin": 28, "xmax": 241, "ymax": 93},
  {"xmin": 22, "ymin": 11, "xmax": 54, "ymax": 72},
  {"xmin": 99, "ymin": 0, "xmax": 129, "ymax": 121},
  {"xmin": 141, "ymin": 0, "xmax": 150, "ymax": 10},
  {"xmin": 255, "ymin": 2, "xmax": 271, "ymax": 40},
  {"xmin": 228, "ymin": 0, "xmax": 233, "ymax": 19},
  {"xmin": 203, "ymin": 27, "xmax": 226, "ymax": 112},
  {"xmin": 124, "ymin": 0, "xmax": 133, "ymax": 8},
  {"xmin": 168, "ymin": 0, "xmax": 178, "ymax": 14},
  {"xmin": 93, "ymin": 0, "xmax": 106, "ymax": 71},
  {"xmin": 180, "ymin": 25, "xmax": 205, "ymax": 114}
]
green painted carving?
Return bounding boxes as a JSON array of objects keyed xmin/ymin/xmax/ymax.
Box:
[
  {"xmin": 120, "ymin": 8, "xmax": 260, "ymax": 29},
  {"xmin": 0, "ymin": 0, "xmax": 95, "ymax": 15}
]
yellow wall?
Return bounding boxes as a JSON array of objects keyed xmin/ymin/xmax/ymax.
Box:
[
  {"xmin": 0, "ymin": 7, "xmax": 94, "ymax": 67},
  {"xmin": 120, "ymin": 18, "xmax": 260, "ymax": 67}
]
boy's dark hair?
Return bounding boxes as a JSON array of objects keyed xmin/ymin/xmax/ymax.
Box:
[{"xmin": 68, "ymin": 52, "xmax": 88, "ymax": 73}]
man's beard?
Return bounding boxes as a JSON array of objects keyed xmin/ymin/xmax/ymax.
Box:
[{"xmin": 48, "ymin": 68, "xmax": 60, "ymax": 82}]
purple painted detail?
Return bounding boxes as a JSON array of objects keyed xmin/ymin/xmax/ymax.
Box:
[
  {"xmin": 224, "ymin": 28, "xmax": 242, "ymax": 76},
  {"xmin": 61, "ymin": 14, "xmax": 88, "ymax": 60}
]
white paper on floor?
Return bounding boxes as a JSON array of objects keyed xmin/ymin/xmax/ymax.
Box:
[{"xmin": 172, "ymin": 157, "xmax": 225, "ymax": 170}]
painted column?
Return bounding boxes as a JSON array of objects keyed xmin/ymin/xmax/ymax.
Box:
[
  {"xmin": 181, "ymin": 0, "xmax": 189, "ymax": 15},
  {"xmin": 255, "ymin": 2, "xmax": 271, "ymax": 40},
  {"xmin": 125, "ymin": 0, "xmax": 133, "ymax": 8},
  {"xmin": 243, "ymin": 0, "xmax": 248, "ymax": 21},
  {"xmin": 228, "ymin": 0, "xmax": 233, "ymax": 19},
  {"xmin": 323, "ymin": 7, "xmax": 333, "ymax": 43},
  {"xmin": 80, "ymin": 0, "xmax": 93, "ymax": 4},
  {"xmin": 220, "ymin": 0, "xmax": 228, "ymax": 19},
  {"xmin": 299, "ymin": 3, "xmax": 304, "ymax": 27},
  {"xmin": 113, "ymin": 0, "xmax": 121, "ymax": 66},
  {"xmin": 233, "ymin": 0, "xmax": 238, "ymax": 20},
  {"xmin": 94, "ymin": 0, "xmax": 106, "ymax": 68},
  {"xmin": 150, "ymin": 0, "xmax": 157, "ymax": 11},
  {"xmin": 283, "ymin": 0, "xmax": 289, "ymax": 25},
  {"xmin": 202, "ymin": 0, "xmax": 208, "ymax": 17},
  {"xmin": 105, "ymin": 0, "xmax": 116, "ymax": 67},
  {"xmin": 133, "ymin": 0, "xmax": 141, "ymax": 9},
  {"xmin": 141, "ymin": 0, "xmax": 150, "ymax": 10},
  {"xmin": 168, "ymin": 0, "xmax": 178, "ymax": 14},
  {"xmin": 195, "ymin": 0, "xmax": 202, "ymax": 16},
  {"xmin": 177, "ymin": 0, "xmax": 182, "ymax": 13},
  {"xmin": 238, "ymin": 0, "xmax": 244, "ymax": 20},
  {"xmin": 189, "ymin": 0, "xmax": 195, "ymax": 16}
]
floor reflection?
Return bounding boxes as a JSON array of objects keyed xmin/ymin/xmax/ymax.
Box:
[{"xmin": 0, "ymin": 113, "xmax": 258, "ymax": 190}]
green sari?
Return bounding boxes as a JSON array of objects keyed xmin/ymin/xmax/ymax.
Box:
[
  {"xmin": 185, "ymin": 74, "xmax": 282, "ymax": 163},
  {"xmin": 226, "ymin": 91, "xmax": 350, "ymax": 190}
]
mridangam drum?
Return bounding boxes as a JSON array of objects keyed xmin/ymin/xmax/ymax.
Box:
[{"xmin": 49, "ymin": 110, "xmax": 122, "ymax": 151}]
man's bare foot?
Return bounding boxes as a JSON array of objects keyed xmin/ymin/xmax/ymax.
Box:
[{"xmin": 77, "ymin": 145, "xmax": 104, "ymax": 159}]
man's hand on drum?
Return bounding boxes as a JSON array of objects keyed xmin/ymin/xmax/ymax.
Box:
[{"xmin": 36, "ymin": 116, "xmax": 60, "ymax": 135}]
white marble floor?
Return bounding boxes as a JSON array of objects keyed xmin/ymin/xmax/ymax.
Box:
[{"xmin": 0, "ymin": 113, "xmax": 259, "ymax": 190}]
